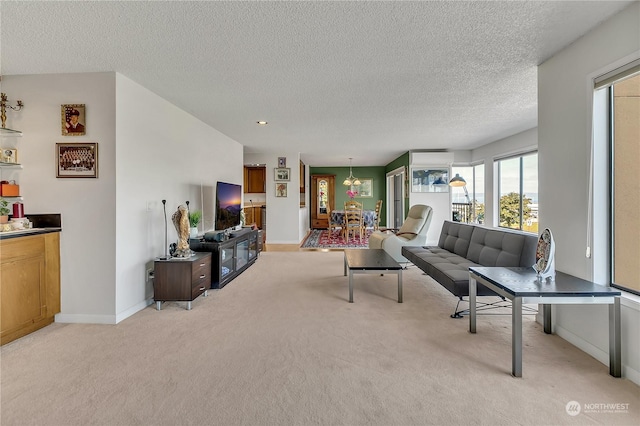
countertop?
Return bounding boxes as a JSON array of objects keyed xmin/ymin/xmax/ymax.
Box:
[
  {"xmin": 243, "ymin": 203, "xmax": 266, "ymax": 208},
  {"xmin": 0, "ymin": 227, "xmax": 62, "ymax": 240}
]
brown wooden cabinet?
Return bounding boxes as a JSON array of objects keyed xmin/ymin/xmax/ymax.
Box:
[
  {"xmin": 311, "ymin": 175, "xmax": 335, "ymax": 229},
  {"xmin": 244, "ymin": 166, "xmax": 266, "ymax": 193},
  {"xmin": 153, "ymin": 252, "xmax": 212, "ymax": 310},
  {"xmin": 243, "ymin": 206, "xmax": 263, "ymax": 228},
  {"xmin": 1, "ymin": 231, "xmax": 61, "ymax": 345}
]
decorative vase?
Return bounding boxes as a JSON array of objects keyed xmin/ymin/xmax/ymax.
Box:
[
  {"xmin": 190, "ymin": 227, "xmax": 198, "ymax": 238},
  {"xmin": 0, "ymin": 215, "xmax": 8, "ymax": 224}
]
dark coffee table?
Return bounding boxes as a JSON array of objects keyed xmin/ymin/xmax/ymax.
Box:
[{"xmin": 343, "ymin": 249, "xmax": 403, "ymax": 303}]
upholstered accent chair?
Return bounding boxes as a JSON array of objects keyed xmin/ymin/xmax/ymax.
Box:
[{"xmin": 368, "ymin": 204, "xmax": 433, "ymax": 262}]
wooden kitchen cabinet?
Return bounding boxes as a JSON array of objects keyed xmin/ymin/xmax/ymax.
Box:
[
  {"xmin": 244, "ymin": 166, "xmax": 266, "ymax": 193},
  {"xmin": 1, "ymin": 231, "xmax": 61, "ymax": 345},
  {"xmin": 243, "ymin": 206, "xmax": 263, "ymax": 229}
]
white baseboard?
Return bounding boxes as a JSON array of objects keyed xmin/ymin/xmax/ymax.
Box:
[
  {"xmin": 555, "ymin": 324, "xmax": 640, "ymax": 386},
  {"xmin": 115, "ymin": 298, "xmax": 154, "ymax": 324},
  {"xmin": 55, "ymin": 298, "xmax": 154, "ymax": 325},
  {"xmin": 55, "ymin": 313, "xmax": 117, "ymax": 325}
]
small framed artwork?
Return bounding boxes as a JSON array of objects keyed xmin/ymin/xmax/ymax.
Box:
[
  {"xmin": 275, "ymin": 167, "xmax": 290, "ymax": 181},
  {"xmin": 278, "ymin": 157, "xmax": 287, "ymax": 168},
  {"xmin": 56, "ymin": 142, "xmax": 98, "ymax": 178},
  {"xmin": 276, "ymin": 182, "xmax": 288, "ymax": 197},
  {"xmin": 61, "ymin": 104, "xmax": 86, "ymax": 136},
  {"xmin": 411, "ymin": 168, "xmax": 449, "ymax": 193},
  {"xmin": 1, "ymin": 148, "xmax": 18, "ymax": 164},
  {"xmin": 357, "ymin": 178, "xmax": 373, "ymax": 197}
]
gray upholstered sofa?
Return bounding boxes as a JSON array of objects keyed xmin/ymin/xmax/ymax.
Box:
[{"xmin": 402, "ymin": 220, "xmax": 538, "ymax": 316}]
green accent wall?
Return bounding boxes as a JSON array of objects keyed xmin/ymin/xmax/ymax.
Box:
[{"xmin": 310, "ymin": 166, "xmax": 387, "ymax": 224}]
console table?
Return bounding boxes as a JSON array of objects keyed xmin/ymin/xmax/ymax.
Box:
[{"xmin": 468, "ymin": 266, "xmax": 621, "ymax": 378}]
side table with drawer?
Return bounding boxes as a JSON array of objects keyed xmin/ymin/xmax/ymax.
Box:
[{"xmin": 153, "ymin": 252, "xmax": 212, "ymax": 310}]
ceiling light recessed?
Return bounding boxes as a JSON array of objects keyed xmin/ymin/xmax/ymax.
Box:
[{"xmin": 256, "ymin": 121, "xmax": 268, "ymax": 125}]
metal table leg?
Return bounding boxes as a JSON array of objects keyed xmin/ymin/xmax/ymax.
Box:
[
  {"xmin": 512, "ymin": 297, "xmax": 522, "ymax": 377},
  {"xmin": 609, "ymin": 296, "xmax": 621, "ymax": 377},
  {"xmin": 469, "ymin": 276, "xmax": 477, "ymax": 333}
]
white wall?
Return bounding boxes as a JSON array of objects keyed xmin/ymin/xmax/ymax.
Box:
[
  {"xmin": 114, "ymin": 74, "xmax": 243, "ymax": 320},
  {"xmin": 3, "ymin": 73, "xmax": 118, "ymax": 322},
  {"xmin": 2, "ymin": 72, "xmax": 244, "ymax": 324},
  {"xmin": 245, "ymin": 151, "xmax": 303, "ymax": 244},
  {"xmin": 538, "ymin": 2, "xmax": 640, "ymax": 383}
]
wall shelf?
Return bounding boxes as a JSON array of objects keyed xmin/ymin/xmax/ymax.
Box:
[
  {"xmin": 0, "ymin": 162, "xmax": 23, "ymax": 169},
  {"xmin": 0, "ymin": 128, "xmax": 22, "ymax": 137}
]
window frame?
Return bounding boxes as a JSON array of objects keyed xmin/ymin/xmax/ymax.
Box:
[{"xmin": 496, "ymin": 151, "xmax": 538, "ymax": 233}]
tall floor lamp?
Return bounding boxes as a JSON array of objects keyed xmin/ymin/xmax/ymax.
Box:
[{"xmin": 449, "ymin": 173, "xmax": 471, "ymax": 204}]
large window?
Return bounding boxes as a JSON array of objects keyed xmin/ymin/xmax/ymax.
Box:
[
  {"xmin": 497, "ymin": 153, "xmax": 538, "ymax": 233},
  {"xmin": 451, "ymin": 164, "xmax": 484, "ymax": 224},
  {"xmin": 608, "ymin": 71, "xmax": 640, "ymax": 295}
]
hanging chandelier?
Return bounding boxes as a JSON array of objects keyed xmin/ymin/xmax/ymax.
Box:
[{"xmin": 343, "ymin": 158, "xmax": 361, "ymax": 186}]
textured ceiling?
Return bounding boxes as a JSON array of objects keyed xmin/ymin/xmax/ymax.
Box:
[{"xmin": 0, "ymin": 1, "xmax": 634, "ymax": 166}]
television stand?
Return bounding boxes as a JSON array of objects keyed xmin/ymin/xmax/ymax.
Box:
[{"xmin": 189, "ymin": 228, "xmax": 259, "ymax": 289}]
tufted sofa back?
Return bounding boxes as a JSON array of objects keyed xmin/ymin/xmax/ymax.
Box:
[{"xmin": 438, "ymin": 221, "xmax": 537, "ymax": 267}]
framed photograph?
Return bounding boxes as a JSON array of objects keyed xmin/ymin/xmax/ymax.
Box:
[
  {"xmin": 276, "ymin": 182, "xmax": 288, "ymax": 197},
  {"xmin": 357, "ymin": 178, "xmax": 373, "ymax": 197},
  {"xmin": 56, "ymin": 142, "xmax": 98, "ymax": 178},
  {"xmin": 274, "ymin": 167, "xmax": 290, "ymax": 181},
  {"xmin": 61, "ymin": 104, "xmax": 86, "ymax": 136},
  {"xmin": 278, "ymin": 157, "xmax": 287, "ymax": 168},
  {"xmin": 411, "ymin": 168, "xmax": 449, "ymax": 193},
  {"xmin": 1, "ymin": 148, "xmax": 18, "ymax": 164}
]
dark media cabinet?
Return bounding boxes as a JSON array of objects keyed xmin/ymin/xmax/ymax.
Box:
[
  {"xmin": 153, "ymin": 252, "xmax": 212, "ymax": 310},
  {"xmin": 189, "ymin": 228, "xmax": 259, "ymax": 289}
]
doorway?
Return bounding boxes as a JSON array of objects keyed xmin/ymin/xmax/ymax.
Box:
[{"xmin": 386, "ymin": 167, "xmax": 406, "ymax": 229}]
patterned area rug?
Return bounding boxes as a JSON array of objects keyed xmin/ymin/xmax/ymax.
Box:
[{"xmin": 300, "ymin": 229, "xmax": 372, "ymax": 249}]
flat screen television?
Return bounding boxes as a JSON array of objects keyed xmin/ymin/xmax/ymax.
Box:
[{"xmin": 215, "ymin": 181, "xmax": 242, "ymax": 231}]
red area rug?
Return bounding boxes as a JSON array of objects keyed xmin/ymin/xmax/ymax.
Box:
[{"xmin": 300, "ymin": 229, "xmax": 372, "ymax": 249}]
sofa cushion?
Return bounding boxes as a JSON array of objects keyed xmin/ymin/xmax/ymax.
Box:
[
  {"xmin": 467, "ymin": 227, "xmax": 536, "ymax": 267},
  {"xmin": 437, "ymin": 221, "xmax": 474, "ymax": 257}
]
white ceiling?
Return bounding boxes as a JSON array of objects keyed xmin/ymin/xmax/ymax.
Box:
[{"xmin": 0, "ymin": 1, "xmax": 634, "ymax": 166}]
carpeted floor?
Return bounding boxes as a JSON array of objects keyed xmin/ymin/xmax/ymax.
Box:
[
  {"xmin": 300, "ymin": 228, "xmax": 372, "ymax": 249},
  {"xmin": 1, "ymin": 251, "xmax": 639, "ymax": 425}
]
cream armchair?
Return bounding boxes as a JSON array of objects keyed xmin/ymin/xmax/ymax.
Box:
[{"xmin": 368, "ymin": 204, "xmax": 433, "ymax": 262}]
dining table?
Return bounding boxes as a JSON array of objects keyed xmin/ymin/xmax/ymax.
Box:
[{"xmin": 331, "ymin": 209, "xmax": 377, "ymax": 228}]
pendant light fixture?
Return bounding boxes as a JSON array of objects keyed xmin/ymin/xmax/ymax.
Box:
[{"xmin": 343, "ymin": 158, "xmax": 361, "ymax": 186}]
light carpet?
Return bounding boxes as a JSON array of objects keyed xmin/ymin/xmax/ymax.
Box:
[{"xmin": 1, "ymin": 251, "xmax": 638, "ymax": 426}]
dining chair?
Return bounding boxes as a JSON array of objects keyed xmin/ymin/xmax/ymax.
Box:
[
  {"xmin": 344, "ymin": 200, "xmax": 364, "ymax": 241},
  {"xmin": 326, "ymin": 202, "xmax": 343, "ymax": 238},
  {"xmin": 373, "ymin": 199, "xmax": 383, "ymax": 231}
]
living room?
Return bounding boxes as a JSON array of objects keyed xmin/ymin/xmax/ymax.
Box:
[{"xmin": 1, "ymin": 2, "xmax": 639, "ymax": 424}]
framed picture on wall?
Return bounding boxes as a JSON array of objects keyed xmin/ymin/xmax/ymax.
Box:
[
  {"xmin": 61, "ymin": 104, "xmax": 86, "ymax": 136},
  {"xmin": 275, "ymin": 167, "xmax": 290, "ymax": 181},
  {"xmin": 278, "ymin": 157, "xmax": 287, "ymax": 168},
  {"xmin": 357, "ymin": 178, "xmax": 373, "ymax": 197},
  {"xmin": 411, "ymin": 168, "xmax": 449, "ymax": 192},
  {"xmin": 56, "ymin": 142, "xmax": 98, "ymax": 178},
  {"xmin": 276, "ymin": 182, "xmax": 288, "ymax": 197},
  {"xmin": 1, "ymin": 148, "xmax": 18, "ymax": 163}
]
